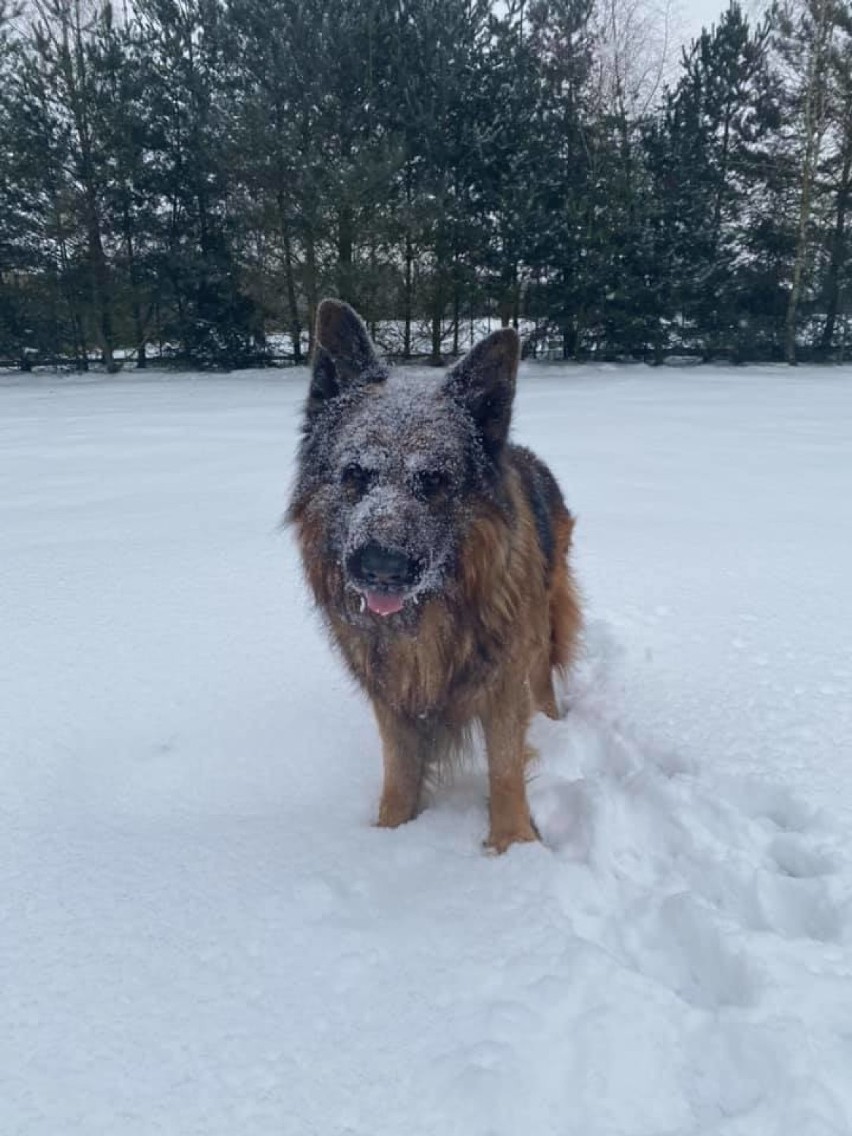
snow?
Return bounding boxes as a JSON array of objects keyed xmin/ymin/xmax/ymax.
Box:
[{"xmin": 2, "ymin": 363, "xmax": 851, "ymax": 1136}]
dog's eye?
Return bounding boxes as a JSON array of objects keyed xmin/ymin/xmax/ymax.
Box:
[
  {"xmin": 341, "ymin": 463, "xmax": 372, "ymax": 495},
  {"xmin": 414, "ymin": 470, "xmax": 448, "ymax": 500}
]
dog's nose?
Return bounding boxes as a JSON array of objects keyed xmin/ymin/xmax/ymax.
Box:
[{"xmin": 348, "ymin": 543, "xmax": 421, "ymax": 589}]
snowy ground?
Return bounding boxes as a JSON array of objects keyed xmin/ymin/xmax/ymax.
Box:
[{"xmin": 2, "ymin": 363, "xmax": 852, "ymax": 1136}]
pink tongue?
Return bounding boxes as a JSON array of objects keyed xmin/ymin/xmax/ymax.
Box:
[{"xmin": 364, "ymin": 591, "xmax": 405, "ymax": 617}]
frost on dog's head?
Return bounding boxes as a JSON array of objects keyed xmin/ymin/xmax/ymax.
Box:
[
  {"xmin": 291, "ymin": 301, "xmax": 521, "ymax": 627},
  {"xmin": 305, "ymin": 297, "xmax": 519, "ymax": 456}
]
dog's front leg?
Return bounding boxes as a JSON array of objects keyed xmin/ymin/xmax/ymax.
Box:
[
  {"xmin": 372, "ymin": 701, "xmax": 427, "ymax": 829},
  {"xmin": 482, "ymin": 688, "xmax": 538, "ymax": 853}
]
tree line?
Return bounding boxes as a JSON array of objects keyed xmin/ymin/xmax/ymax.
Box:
[{"xmin": 1, "ymin": 0, "xmax": 851, "ymax": 370}]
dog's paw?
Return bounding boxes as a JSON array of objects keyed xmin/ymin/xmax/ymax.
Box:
[
  {"xmin": 484, "ymin": 818, "xmax": 539, "ymax": 855},
  {"xmin": 375, "ymin": 792, "xmax": 418, "ymax": 829}
]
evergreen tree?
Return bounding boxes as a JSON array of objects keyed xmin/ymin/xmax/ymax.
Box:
[
  {"xmin": 814, "ymin": 1, "xmax": 852, "ymax": 355},
  {"xmin": 774, "ymin": 0, "xmax": 841, "ymax": 362},
  {"xmin": 647, "ymin": 4, "xmax": 780, "ymax": 360},
  {"xmin": 524, "ymin": 0, "xmax": 596, "ymax": 358},
  {"xmin": 1, "ymin": 0, "xmax": 851, "ymax": 369},
  {"xmin": 135, "ymin": 0, "xmax": 261, "ymax": 367}
]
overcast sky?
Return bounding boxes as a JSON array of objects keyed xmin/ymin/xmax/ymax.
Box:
[{"xmin": 678, "ymin": 0, "xmax": 770, "ymax": 45}]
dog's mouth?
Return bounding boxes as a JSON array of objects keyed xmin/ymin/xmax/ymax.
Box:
[
  {"xmin": 347, "ymin": 543, "xmax": 425, "ymax": 619},
  {"xmin": 361, "ymin": 589, "xmax": 406, "ymax": 617}
]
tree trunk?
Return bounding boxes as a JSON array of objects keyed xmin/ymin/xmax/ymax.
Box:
[
  {"xmin": 430, "ymin": 302, "xmax": 442, "ymax": 365},
  {"xmin": 452, "ymin": 257, "xmax": 461, "ymax": 356},
  {"xmin": 430, "ymin": 263, "xmax": 444, "ymax": 365},
  {"xmin": 73, "ymin": 311, "xmax": 89, "ymax": 371},
  {"xmin": 403, "ymin": 229, "xmax": 413, "ymax": 358},
  {"xmin": 278, "ymin": 194, "xmax": 302, "ymax": 364},
  {"xmin": 819, "ymin": 144, "xmax": 852, "ymax": 356},
  {"xmin": 123, "ymin": 214, "xmax": 148, "ymax": 369},
  {"xmin": 304, "ymin": 224, "xmax": 319, "ymax": 355},
  {"xmin": 785, "ymin": 0, "xmax": 833, "ymax": 365},
  {"xmin": 82, "ymin": 185, "xmax": 116, "ymax": 371},
  {"xmin": 337, "ymin": 204, "xmax": 354, "ymax": 304},
  {"xmin": 785, "ymin": 145, "xmax": 817, "ymax": 365},
  {"xmin": 55, "ymin": 219, "xmax": 88, "ymax": 370}
]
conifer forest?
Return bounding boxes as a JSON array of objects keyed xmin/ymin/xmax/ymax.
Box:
[{"xmin": 1, "ymin": 0, "xmax": 851, "ymax": 369}]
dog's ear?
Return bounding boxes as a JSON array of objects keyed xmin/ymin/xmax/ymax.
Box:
[
  {"xmin": 444, "ymin": 328, "xmax": 519, "ymax": 460},
  {"xmin": 308, "ymin": 299, "xmax": 386, "ymax": 414}
]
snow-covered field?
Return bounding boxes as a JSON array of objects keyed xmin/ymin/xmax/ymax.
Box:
[{"xmin": 2, "ymin": 363, "xmax": 851, "ymax": 1136}]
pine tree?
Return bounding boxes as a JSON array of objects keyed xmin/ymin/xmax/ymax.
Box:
[
  {"xmin": 28, "ymin": 0, "xmax": 138, "ymax": 369},
  {"xmin": 646, "ymin": 4, "xmax": 780, "ymax": 359},
  {"xmin": 134, "ymin": 0, "xmax": 261, "ymax": 367},
  {"xmin": 816, "ymin": 1, "xmax": 852, "ymax": 355},
  {"xmin": 775, "ymin": 0, "xmax": 840, "ymax": 363},
  {"xmin": 523, "ymin": 0, "xmax": 596, "ymax": 358}
]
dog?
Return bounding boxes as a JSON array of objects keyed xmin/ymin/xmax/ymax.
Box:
[{"xmin": 288, "ymin": 300, "xmax": 581, "ymax": 852}]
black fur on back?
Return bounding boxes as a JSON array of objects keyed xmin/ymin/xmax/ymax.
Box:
[{"xmin": 509, "ymin": 445, "xmax": 570, "ymax": 579}]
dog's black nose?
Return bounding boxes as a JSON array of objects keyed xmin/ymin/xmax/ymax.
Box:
[{"xmin": 348, "ymin": 543, "xmax": 421, "ymax": 589}]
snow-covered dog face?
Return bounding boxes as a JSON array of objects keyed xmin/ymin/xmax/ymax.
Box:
[{"xmin": 289, "ymin": 300, "xmax": 519, "ymax": 629}]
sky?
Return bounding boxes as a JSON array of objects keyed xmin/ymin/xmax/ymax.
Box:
[{"xmin": 678, "ymin": 0, "xmax": 770, "ymax": 44}]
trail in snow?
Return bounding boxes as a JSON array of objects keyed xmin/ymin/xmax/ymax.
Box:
[{"xmin": 1, "ymin": 365, "xmax": 851, "ymax": 1135}]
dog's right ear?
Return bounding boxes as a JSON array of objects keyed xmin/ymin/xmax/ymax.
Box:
[{"xmin": 308, "ymin": 299, "xmax": 386, "ymax": 416}]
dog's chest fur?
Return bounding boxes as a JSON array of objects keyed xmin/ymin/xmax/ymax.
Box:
[{"xmin": 328, "ymin": 468, "xmax": 549, "ymax": 725}]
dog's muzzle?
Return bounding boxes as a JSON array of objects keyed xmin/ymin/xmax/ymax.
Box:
[{"xmin": 346, "ymin": 542, "xmax": 423, "ymax": 616}]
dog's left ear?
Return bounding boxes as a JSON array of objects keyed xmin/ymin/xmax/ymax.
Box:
[
  {"xmin": 444, "ymin": 328, "xmax": 519, "ymax": 460},
  {"xmin": 309, "ymin": 299, "xmax": 386, "ymax": 417}
]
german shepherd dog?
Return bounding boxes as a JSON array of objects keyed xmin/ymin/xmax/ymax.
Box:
[{"xmin": 288, "ymin": 300, "xmax": 581, "ymax": 852}]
